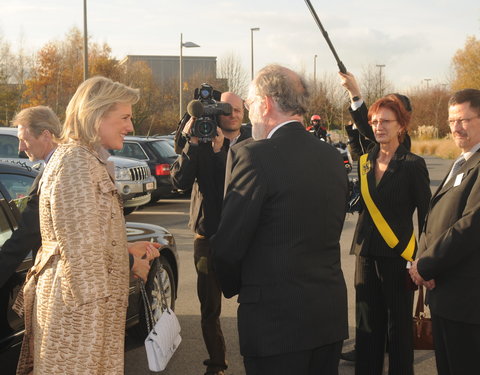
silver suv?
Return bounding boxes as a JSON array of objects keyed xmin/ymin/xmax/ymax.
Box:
[{"xmin": 0, "ymin": 127, "xmax": 156, "ymax": 214}]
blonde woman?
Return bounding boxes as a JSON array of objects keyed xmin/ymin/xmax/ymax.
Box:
[{"xmin": 16, "ymin": 76, "xmax": 144, "ymax": 374}]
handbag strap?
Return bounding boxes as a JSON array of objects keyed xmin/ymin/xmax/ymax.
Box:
[
  {"xmin": 415, "ymin": 286, "xmax": 425, "ymax": 317},
  {"xmin": 157, "ymin": 262, "xmax": 170, "ymax": 313},
  {"xmin": 140, "ymin": 280, "xmax": 154, "ymax": 333}
]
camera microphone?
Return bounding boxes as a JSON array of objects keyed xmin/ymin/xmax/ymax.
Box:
[{"xmin": 187, "ymin": 100, "xmax": 204, "ymax": 118}]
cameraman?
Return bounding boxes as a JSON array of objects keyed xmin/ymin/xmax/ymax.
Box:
[{"xmin": 171, "ymin": 91, "xmax": 251, "ymax": 375}]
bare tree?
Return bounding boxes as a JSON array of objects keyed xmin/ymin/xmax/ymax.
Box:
[
  {"xmin": 359, "ymin": 64, "xmax": 394, "ymax": 106},
  {"xmin": 217, "ymin": 52, "xmax": 249, "ymax": 98},
  {"xmin": 309, "ymin": 72, "xmax": 346, "ymax": 129}
]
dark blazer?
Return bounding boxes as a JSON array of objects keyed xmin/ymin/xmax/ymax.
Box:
[
  {"xmin": 345, "ymin": 124, "xmax": 373, "ymax": 160},
  {"xmin": 0, "ymin": 171, "xmax": 41, "ymax": 288},
  {"xmin": 349, "ymin": 102, "xmax": 412, "ymax": 150},
  {"xmin": 212, "ymin": 122, "xmax": 349, "ymax": 357},
  {"xmin": 417, "ymin": 149, "xmax": 480, "ymax": 324},
  {"xmin": 171, "ymin": 126, "xmax": 251, "ymax": 237},
  {"xmin": 351, "ymin": 144, "xmax": 431, "ymax": 258}
]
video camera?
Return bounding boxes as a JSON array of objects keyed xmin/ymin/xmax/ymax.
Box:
[
  {"xmin": 188, "ymin": 83, "xmax": 232, "ymax": 141},
  {"xmin": 174, "ymin": 83, "xmax": 232, "ymax": 153}
]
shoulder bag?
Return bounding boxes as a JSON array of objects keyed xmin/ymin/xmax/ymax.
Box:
[{"xmin": 140, "ymin": 265, "xmax": 182, "ymax": 372}]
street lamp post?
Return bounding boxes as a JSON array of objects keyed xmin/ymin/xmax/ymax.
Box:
[
  {"xmin": 179, "ymin": 33, "xmax": 200, "ymax": 120},
  {"xmin": 83, "ymin": 0, "xmax": 88, "ymax": 81},
  {"xmin": 250, "ymin": 27, "xmax": 260, "ymax": 80},
  {"xmin": 313, "ymin": 54, "xmax": 318, "ymax": 86},
  {"xmin": 376, "ymin": 64, "xmax": 386, "ymax": 97},
  {"xmin": 424, "ymin": 78, "xmax": 432, "ymax": 89}
]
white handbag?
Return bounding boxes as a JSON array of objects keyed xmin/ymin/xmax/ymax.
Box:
[{"xmin": 140, "ymin": 265, "xmax": 182, "ymax": 372}]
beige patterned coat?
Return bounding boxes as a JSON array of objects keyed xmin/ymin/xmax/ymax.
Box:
[{"xmin": 16, "ymin": 143, "xmax": 130, "ymax": 375}]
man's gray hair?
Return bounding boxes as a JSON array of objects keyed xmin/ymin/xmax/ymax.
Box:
[
  {"xmin": 254, "ymin": 64, "xmax": 309, "ymax": 116},
  {"xmin": 12, "ymin": 105, "xmax": 61, "ymax": 138}
]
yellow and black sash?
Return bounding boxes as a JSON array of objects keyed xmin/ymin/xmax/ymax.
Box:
[{"xmin": 359, "ymin": 154, "xmax": 416, "ymax": 261}]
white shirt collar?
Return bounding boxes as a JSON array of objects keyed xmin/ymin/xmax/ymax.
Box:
[
  {"xmin": 462, "ymin": 142, "xmax": 480, "ymax": 161},
  {"xmin": 267, "ymin": 120, "xmax": 297, "ymax": 139}
]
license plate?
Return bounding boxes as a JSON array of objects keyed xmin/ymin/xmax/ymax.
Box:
[{"xmin": 145, "ymin": 182, "xmax": 154, "ymax": 191}]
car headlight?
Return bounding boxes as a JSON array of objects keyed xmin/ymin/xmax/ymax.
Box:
[{"xmin": 115, "ymin": 167, "xmax": 132, "ymax": 181}]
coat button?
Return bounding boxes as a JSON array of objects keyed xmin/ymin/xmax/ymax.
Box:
[{"xmin": 111, "ymin": 240, "xmax": 117, "ymax": 246}]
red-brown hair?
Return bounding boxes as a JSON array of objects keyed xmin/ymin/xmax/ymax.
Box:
[{"xmin": 368, "ymin": 94, "xmax": 411, "ymax": 142}]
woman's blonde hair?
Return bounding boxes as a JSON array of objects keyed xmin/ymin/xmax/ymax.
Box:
[{"xmin": 60, "ymin": 76, "xmax": 140, "ymax": 147}]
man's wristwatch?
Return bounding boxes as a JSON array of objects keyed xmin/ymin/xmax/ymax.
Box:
[{"xmin": 351, "ymin": 95, "xmax": 361, "ymax": 102}]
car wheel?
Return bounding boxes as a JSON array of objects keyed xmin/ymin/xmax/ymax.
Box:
[{"xmin": 130, "ymin": 256, "xmax": 176, "ymax": 339}]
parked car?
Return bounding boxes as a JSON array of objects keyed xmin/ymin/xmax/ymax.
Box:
[
  {"xmin": 0, "ymin": 127, "xmax": 156, "ymax": 214},
  {"xmin": 0, "ymin": 161, "xmax": 179, "ymax": 373},
  {"xmin": 109, "ymin": 136, "xmax": 179, "ymax": 203}
]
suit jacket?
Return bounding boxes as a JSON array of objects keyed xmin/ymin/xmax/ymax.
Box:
[
  {"xmin": 351, "ymin": 144, "xmax": 431, "ymax": 258},
  {"xmin": 0, "ymin": 171, "xmax": 42, "ymax": 288},
  {"xmin": 171, "ymin": 126, "xmax": 251, "ymax": 237},
  {"xmin": 212, "ymin": 122, "xmax": 349, "ymax": 357},
  {"xmin": 417, "ymin": 149, "xmax": 480, "ymax": 324}
]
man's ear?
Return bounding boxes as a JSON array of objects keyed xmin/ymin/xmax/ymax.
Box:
[
  {"xmin": 263, "ymin": 96, "xmax": 274, "ymax": 116},
  {"xmin": 41, "ymin": 129, "xmax": 53, "ymax": 140}
]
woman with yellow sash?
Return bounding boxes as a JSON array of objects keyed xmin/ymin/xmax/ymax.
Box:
[{"xmin": 349, "ymin": 95, "xmax": 431, "ymax": 375}]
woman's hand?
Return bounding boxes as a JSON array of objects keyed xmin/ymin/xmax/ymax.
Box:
[
  {"xmin": 128, "ymin": 241, "xmax": 160, "ymax": 260},
  {"xmin": 339, "ymin": 72, "xmax": 362, "ymax": 101}
]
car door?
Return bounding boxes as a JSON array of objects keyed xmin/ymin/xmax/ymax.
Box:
[{"xmin": 0, "ymin": 184, "xmax": 32, "ymax": 363}]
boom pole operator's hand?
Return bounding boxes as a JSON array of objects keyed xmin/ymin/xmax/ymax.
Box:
[{"xmin": 339, "ymin": 72, "xmax": 362, "ymax": 103}]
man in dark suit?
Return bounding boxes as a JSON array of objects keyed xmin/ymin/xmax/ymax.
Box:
[
  {"xmin": 212, "ymin": 65, "xmax": 349, "ymax": 375},
  {"xmin": 0, "ymin": 106, "xmax": 60, "ymax": 288},
  {"xmin": 171, "ymin": 92, "xmax": 251, "ymax": 375},
  {"xmin": 410, "ymin": 88, "xmax": 480, "ymax": 375}
]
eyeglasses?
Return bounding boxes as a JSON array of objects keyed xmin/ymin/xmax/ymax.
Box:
[
  {"xmin": 448, "ymin": 115, "xmax": 480, "ymax": 127},
  {"xmin": 244, "ymin": 96, "xmax": 262, "ymax": 111},
  {"xmin": 369, "ymin": 119, "xmax": 397, "ymax": 126}
]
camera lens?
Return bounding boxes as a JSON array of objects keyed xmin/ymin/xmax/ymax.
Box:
[{"xmin": 196, "ymin": 120, "xmax": 214, "ymax": 137}]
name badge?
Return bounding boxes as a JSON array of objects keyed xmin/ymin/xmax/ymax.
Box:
[{"xmin": 454, "ymin": 173, "xmax": 464, "ymax": 187}]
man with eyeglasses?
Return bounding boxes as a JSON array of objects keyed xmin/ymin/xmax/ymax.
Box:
[
  {"xmin": 410, "ymin": 88, "xmax": 480, "ymax": 374},
  {"xmin": 212, "ymin": 65, "xmax": 348, "ymax": 375}
]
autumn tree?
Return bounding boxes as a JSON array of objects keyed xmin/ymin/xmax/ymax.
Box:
[
  {"xmin": 22, "ymin": 28, "xmax": 120, "ymax": 118},
  {"xmin": 408, "ymin": 84, "xmax": 451, "ymax": 137},
  {"xmin": 451, "ymin": 36, "xmax": 480, "ymax": 90},
  {"xmin": 0, "ymin": 34, "xmax": 32, "ymax": 126}
]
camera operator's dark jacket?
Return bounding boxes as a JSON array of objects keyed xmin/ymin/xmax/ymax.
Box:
[{"xmin": 171, "ymin": 126, "xmax": 252, "ymax": 238}]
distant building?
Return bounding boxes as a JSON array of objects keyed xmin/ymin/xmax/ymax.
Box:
[{"xmin": 119, "ymin": 55, "xmax": 217, "ymax": 85}]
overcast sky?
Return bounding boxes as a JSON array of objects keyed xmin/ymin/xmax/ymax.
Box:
[{"xmin": 1, "ymin": 0, "xmax": 479, "ymax": 91}]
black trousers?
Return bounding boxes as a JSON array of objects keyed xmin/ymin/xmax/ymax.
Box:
[
  {"xmin": 432, "ymin": 313, "xmax": 480, "ymax": 375},
  {"xmin": 194, "ymin": 236, "xmax": 227, "ymax": 373},
  {"xmin": 243, "ymin": 341, "xmax": 343, "ymax": 375},
  {"xmin": 355, "ymin": 255, "xmax": 414, "ymax": 375}
]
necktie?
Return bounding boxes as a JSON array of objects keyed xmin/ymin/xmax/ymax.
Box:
[{"xmin": 445, "ymin": 155, "xmax": 466, "ymax": 185}]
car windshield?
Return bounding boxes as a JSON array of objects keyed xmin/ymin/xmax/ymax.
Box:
[
  {"xmin": 110, "ymin": 142, "xmax": 147, "ymax": 160},
  {"xmin": 150, "ymin": 140, "xmax": 177, "ymax": 158}
]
